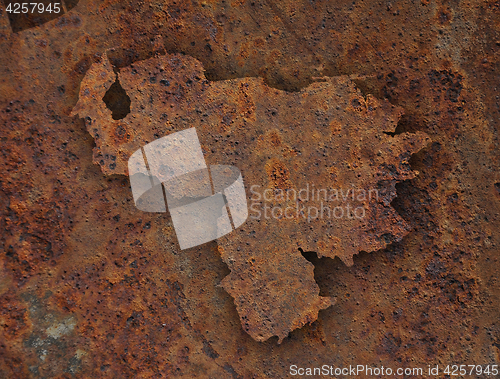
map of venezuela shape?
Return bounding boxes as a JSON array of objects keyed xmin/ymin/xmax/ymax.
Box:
[{"xmin": 71, "ymin": 52, "xmax": 430, "ymax": 343}]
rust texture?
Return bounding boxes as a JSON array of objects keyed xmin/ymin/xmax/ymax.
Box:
[
  {"xmin": 1, "ymin": 0, "xmax": 499, "ymax": 378},
  {"xmin": 71, "ymin": 52, "xmax": 429, "ymax": 343}
]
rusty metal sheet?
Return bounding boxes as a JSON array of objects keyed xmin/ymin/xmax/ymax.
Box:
[
  {"xmin": 0, "ymin": 0, "xmax": 499, "ymax": 377},
  {"xmin": 71, "ymin": 52, "xmax": 429, "ymax": 342}
]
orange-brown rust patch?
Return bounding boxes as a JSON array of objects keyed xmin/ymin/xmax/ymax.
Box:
[{"xmin": 265, "ymin": 159, "xmax": 292, "ymax": 190}]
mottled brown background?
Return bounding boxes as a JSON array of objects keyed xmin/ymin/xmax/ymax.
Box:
[{"xmin": 0, "ymin": 0, "xmax": 499, "ymax": 378}]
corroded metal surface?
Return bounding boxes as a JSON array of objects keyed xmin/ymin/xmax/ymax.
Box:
[
  {"xmin": 71, "ymin": 52, "xmax": 429, "ymax": 343},
  {"xmin": 0, "ymin": 0, "xmax": 499, "ymax": 378}
]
